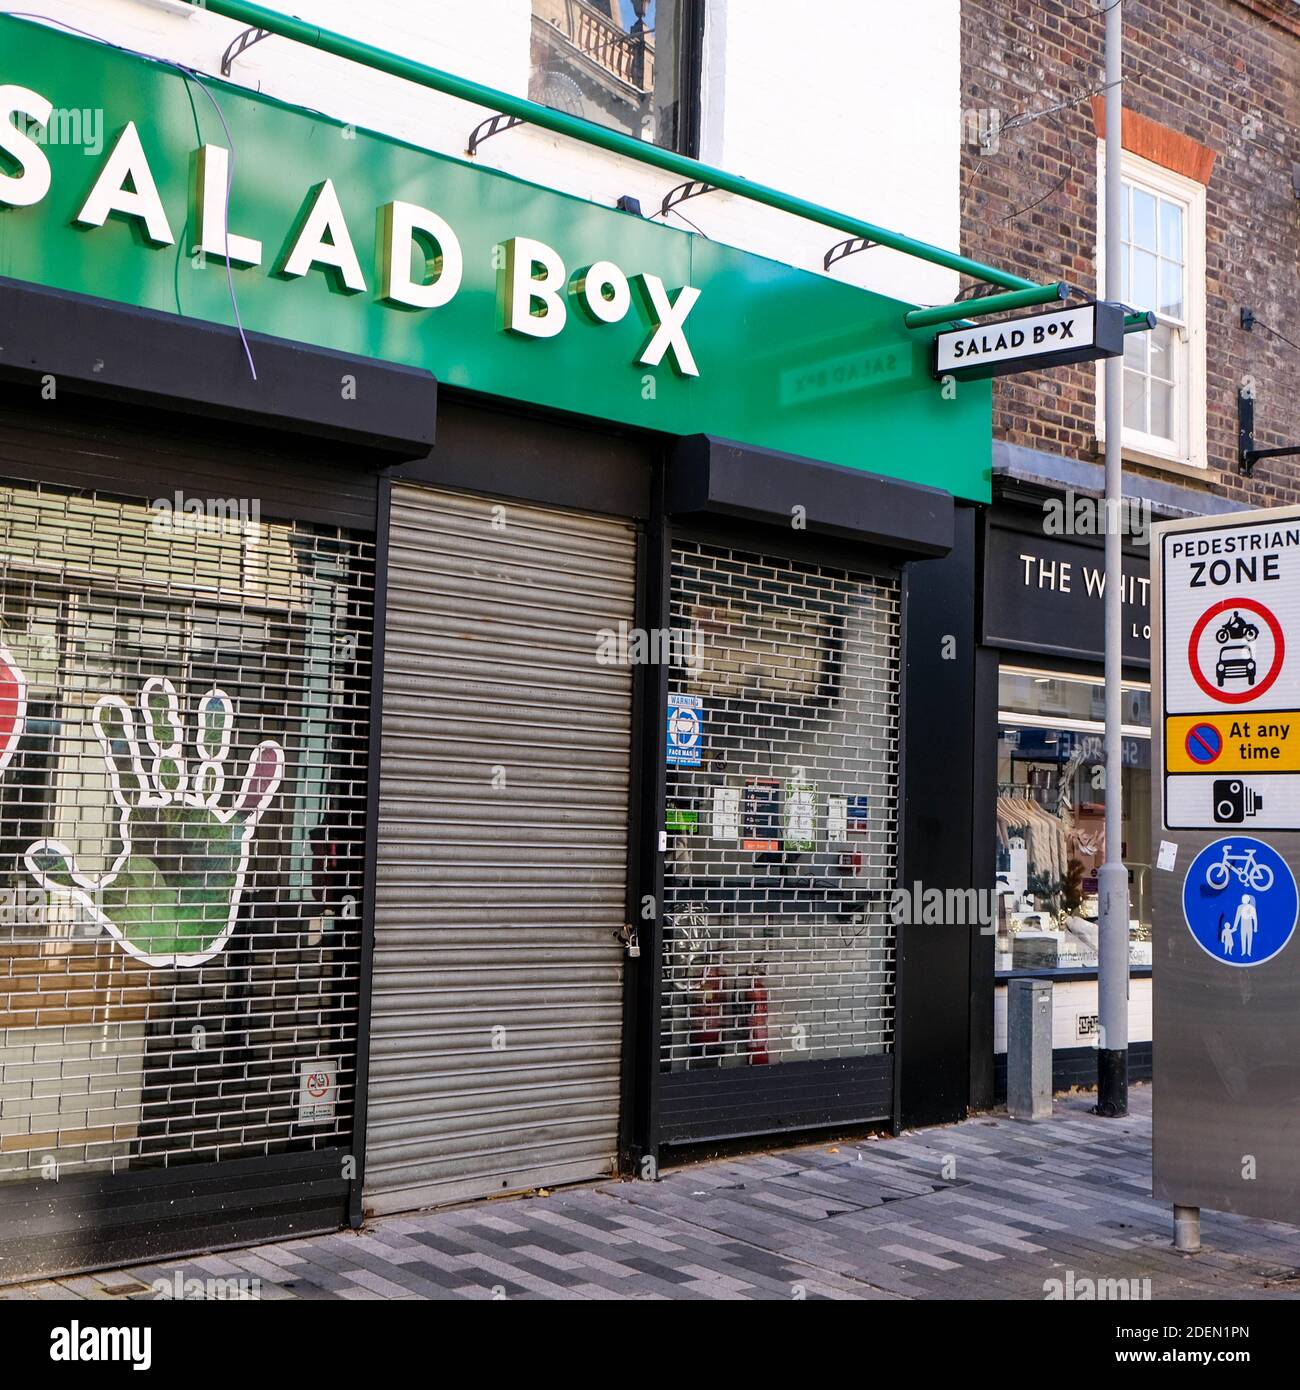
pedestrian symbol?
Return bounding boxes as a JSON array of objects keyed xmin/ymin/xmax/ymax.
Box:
[
  {"xmin": 1182, "ymin": 835, "xmax": 1297, "ymax": 968},
  {"xmin": 1184, "ymin": 722, "xmax": 1222, "ymax": 765}
]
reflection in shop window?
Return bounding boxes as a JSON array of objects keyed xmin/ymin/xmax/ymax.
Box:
[
  {"xmin": 994, "ymin": 669, "xmax": 1152, "ymax": 975},
  {"xmin": 530, "ymin": 0, "xmax": 698, "ymax": 152}
]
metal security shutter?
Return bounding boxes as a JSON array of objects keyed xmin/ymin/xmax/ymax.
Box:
[
  {"xmin": 365, "ymin": 484, "xmax": 636, "ymax": 1212},
  {"xmin": 0, "ymin": 480, "xmax": 372, "ymax": 1185},
  {"xmin": 658, "ymin": 540, "xmax": 901, "ymax": 1139}
]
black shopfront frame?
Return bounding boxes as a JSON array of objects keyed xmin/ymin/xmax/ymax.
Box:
[
  {"xmin": 969, "ymin": 482, "xmax": 1155, "ymax": 1111},
  {"xmin": 0, "ymin": 279, "xmax": 990, "ymax": 1275},
  {"xmin": 630, "ymin": 438, "xmax": 980, "ymax": 1160},
  {"xmin": 0, "ymin": 281, "xmax": 439, "ymax": 1281}
]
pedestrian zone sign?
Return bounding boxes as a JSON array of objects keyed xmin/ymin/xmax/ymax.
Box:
[{"xmin": 1160, "ymin": 514, "xmax": 1300, "ymax": 832}]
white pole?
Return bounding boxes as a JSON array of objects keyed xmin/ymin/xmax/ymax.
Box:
[{"xmin": 1097, "ymin": 0, "xmax": 1129, "ymax": 1117}]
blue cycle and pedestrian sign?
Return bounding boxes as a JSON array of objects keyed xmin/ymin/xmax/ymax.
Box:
[{"xmin": 1182, "ymin": 835, "xmax": 1298, "ymax": 968}]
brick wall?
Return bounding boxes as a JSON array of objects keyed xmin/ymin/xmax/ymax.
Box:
[{"xmin": 960, "ymin": 0, "xmax": 1300, "ymax": 505}]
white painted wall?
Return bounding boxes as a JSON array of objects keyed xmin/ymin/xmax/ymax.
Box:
[
  {"xmin": 698, "ymin": 0, "xmax": 960, "ymax": 306},
  {"xmin": 994, "ymin": 977, "xmax": 1154, "ymax": 1055},
  {"xmin": 3, "ymin": 0, "xmax": 961, "ymax": 305}
]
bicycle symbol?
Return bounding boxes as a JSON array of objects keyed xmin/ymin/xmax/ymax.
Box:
[{"xmin": 1205, "ymin": 844, "xmax": 1274, "ymax": 893}]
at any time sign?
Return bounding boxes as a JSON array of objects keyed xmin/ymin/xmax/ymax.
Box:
[{"xmin": 1160, "ymin": 510, "xmax": 1300, "ymax": 830}]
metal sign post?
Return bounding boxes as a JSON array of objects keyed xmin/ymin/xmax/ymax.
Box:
[
  {"xmin": 1097, "ymin": 0, "xmax": 1129, "ymax": 1119},
  {"xmin": 1152, "ymin": 504, "xmax": 1300, "ymax": 1244}
]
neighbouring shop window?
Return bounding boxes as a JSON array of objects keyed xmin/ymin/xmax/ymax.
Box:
[
  {"xmin": 660, "ymin": 542, "xmax": 900, "ymax": 1071},
  {"xmin": 995, "ymin": 668, "xmax": 1152, "ymax": 975},
  {"xmin": 0, "ymin": 482, "xmax": 372, "ymax": 1181},
  {"xmin": 1098, "ymin": 146, "xmax": 1207, "ymax": 469},
  {"xmin": 530, "ymin": 0, "xmax": 700, "ymax": 152}
]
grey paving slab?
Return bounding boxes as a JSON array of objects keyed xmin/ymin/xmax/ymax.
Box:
[{"xmin": 7, "ymin": 1084, "xmax": 1300, "ymax": 1300}]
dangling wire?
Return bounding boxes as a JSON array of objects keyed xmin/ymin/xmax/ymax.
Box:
[{"xmin": 6, "ymin": 13, "xmax": 258, "ymax": 380}]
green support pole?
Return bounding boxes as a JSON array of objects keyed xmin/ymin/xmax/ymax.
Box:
[
  {"xmin": 188, "ymin": 0, "xmax": 1060, "ymax": 317},
  {"xmin": 903, "ymin": 283, "xmax": 1070, "ymax": 330}
]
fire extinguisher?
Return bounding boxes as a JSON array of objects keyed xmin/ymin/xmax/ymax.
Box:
[
  {"xmin": 691, "ymin": 960, "xmax": 724, "ymax": 1049},
  {"xmin": 747, "ymin": 970, "xmax": 770, "ymax": 1066}
]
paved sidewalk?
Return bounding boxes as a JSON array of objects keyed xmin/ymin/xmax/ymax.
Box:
[{"xmin": 5, "ymin": 1084, "xmax": 1300, "ymax": 1300}]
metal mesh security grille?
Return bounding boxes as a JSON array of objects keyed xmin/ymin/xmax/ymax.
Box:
[
  {"xmin": 661, "ymin": 541, "xmax": 900, "ymax": 1071},
  {"xmin": 0, "ymin": 481, "xmax": 372, "ymax": 1179}
]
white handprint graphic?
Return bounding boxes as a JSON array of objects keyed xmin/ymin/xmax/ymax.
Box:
[{"xmin": 24, "ymin": 677, "xmax": 284, "ymax": 968}]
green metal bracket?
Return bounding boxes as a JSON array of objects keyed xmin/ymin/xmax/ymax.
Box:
[
  {"xmin": 187, "ymin": 0, "xmax": 1062, "ymax": 323},
  {"xmin": 903, "ymin": 282, "xmax": 1070, "ymax": 331}
]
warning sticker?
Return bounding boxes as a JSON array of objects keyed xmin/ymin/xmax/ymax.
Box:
[
  {"xmin": 666, "ymin": 693, "xmax": 702, "ymax": 767},
  {"xmin": 298, "ymin": 1058, "xmax": 337, "ymax": 1125}
]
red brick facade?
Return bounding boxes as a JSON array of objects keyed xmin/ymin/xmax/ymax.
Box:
[{"xmin": 960, "ymin": 0, "xmax": 1300, "ymax": 505}]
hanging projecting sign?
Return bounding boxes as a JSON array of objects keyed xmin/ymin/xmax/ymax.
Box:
[
  {"xmin": 933, "ymin": 301, "xmax": 1125, "ymax": 381},
  {"xmin": 1159, "ymin": 513, "xmax": 1300, "ymax": 831}
]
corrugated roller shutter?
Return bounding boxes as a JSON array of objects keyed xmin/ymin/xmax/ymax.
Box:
[{"xmin": 365, "ymin": 484, "xmax": 637, "ymax": 1212}]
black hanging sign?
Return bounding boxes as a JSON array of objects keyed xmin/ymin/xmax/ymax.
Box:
[{"xmin": 933, "ymin": 301, "xmax": 1126, "ymax": 381}]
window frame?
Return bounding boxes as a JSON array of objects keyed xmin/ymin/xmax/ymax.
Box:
[
  {"xmin": 676, "ymin": 0, "xmax": 707, "ymax": 159},
  {"xmin": 528, "ymin": 0, "xmax": 707, "ymax": 158},
  {"xmin": 1096, "ymin": 145, "xmax": 1207, "ymax": 472}
]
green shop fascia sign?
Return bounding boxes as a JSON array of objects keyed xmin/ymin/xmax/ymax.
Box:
[{"xmin": 0, "ymin": 16, "xmax": 991, "ymax": 501}]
